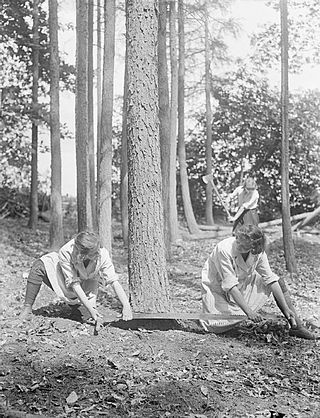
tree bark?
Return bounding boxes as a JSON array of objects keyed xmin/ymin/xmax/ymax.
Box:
[
  {"xmin": 177, "ymin": 0, "xmax": 200, "ymax": 235},
  {"xmin": 48, "ymin": 0, "xmax": 63, "ymax": 249},
  {"xmin": 126, "ymin": 0, "xmax": 171, "ymax": 312},
  {"xmin": 98, "ymin": 0, "xmax": 115, "ymax": 251},
  {"xmin": 158, "ymin": 0, "xmax": 171, "ymax": 257},
  {"xmin": 28, "ymin": 0, "xmax": 40, "ymax": 230},
  {"xmin": 280, "ymin": 0, "xmax": 297, "ymax": 272},
  {"xmin": 76, "ymin": 0, "xmax": 92, "ymax": 231},
  {"xmin": 169, "ymin": 0, "xmax": 180, "ymax": 242},
  {"xmin": 204, "ymin": 0, "xmax": 214, "ymax": 225}
]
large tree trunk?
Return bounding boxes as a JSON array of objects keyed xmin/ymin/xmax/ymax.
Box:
[
  {"xmin": 158, "ymin": 0, "xmax": 171, "ymax": 257},
  {"xmin": 76, "ymin": 0, "xmax": 92, "ymax": 231},
  {"xmin": 28, "ymin": 0, "xmax": 40, "ymax": 230},
  {"xmin": 204, "ymin": 0, "xmax": 214, "ymax": 225},
  {"xmin": 280, "ymin": 0, "xmax": 296, "ymax": 272},
  {"xmin": 88, "ymin": 0, "xmax": 97, "ymax": 229},
  {"xmin": 120, "ymin": 45, "xmax": 128, "ymax": 247},
  {"xmin": 98, "ymin": 0, "xmax": 115, "ymax": 251},
  {"xmin": 126, "ymin": 0, "xmax": 171, "ymax": 312},
  {"xmin": 48, "ymin": 0, "xmax": 63, "ymax": 250},
  {"xmin": 96, "ymin": 0, "xmax": 102, "ymax": 205},
  {"xmin": 177, "ymin": 0, "xmax": 200, "ymax": 235},
  {"xmin": 169, "ymin": 0, "xmax": 180, "ymax": 243}
]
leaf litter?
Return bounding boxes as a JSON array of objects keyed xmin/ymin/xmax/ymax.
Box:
[{"xmin": 0, "ymin": 218, "xmax": 319, "ymax": 417}]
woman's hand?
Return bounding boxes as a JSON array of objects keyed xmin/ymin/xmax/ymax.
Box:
[
  {"xmin": 122, "ymin": 304, "xmax": 133, "ymax": 321},
  {"xmin": 284, "ymin": 309, "xmax": 297, "ymax": 327},
  {"xmin": 246, "ymin": 310, "xmax": 263, "ymax": 323}
]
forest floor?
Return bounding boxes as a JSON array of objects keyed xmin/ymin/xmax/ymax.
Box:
[{"xmin": 0, "ymin": 216, "xmax": 320, "ymax": 418}]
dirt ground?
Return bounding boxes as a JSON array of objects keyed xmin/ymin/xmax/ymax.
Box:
[{"xmin": 0, "ymin": 217, "xmax": 319, "ymax": 418}]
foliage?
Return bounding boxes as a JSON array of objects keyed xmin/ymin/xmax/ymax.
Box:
[
  {"xmin": 251, "ymin": 0, "xmax": 320, "ymax": 73},
  {"xmin": 186, "ymin": 67, "xmax": 320, "ymax": 221}
]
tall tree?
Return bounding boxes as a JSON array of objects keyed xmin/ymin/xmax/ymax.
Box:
[
  {"xmin": 158, "ymin": 0, "xmax": 171, "ymax": 256},
  {"xmin": 96, "ymin": 0, "xmax": 102, "ymax": 204},
  {"xmin": 88, "ymin": 0, "xmax": 97, "ymax": 229},
  {"xmin": 98, "ymin": 0, "xmax": 115, "ymax": 251},
  {"xmin": 28, "ymin": 0, "xmax": 40, "ymax": 230},
  {"xmin": 280, "ymin": 0, "xmax": 297, "ymax": 271},
  {"xmin": 48, "ymin": 0, "xmax": 63, "ymax": 249},
  {"xmin": 177, "ymin": 0, "xmax": 200, "ymax": 235},
  {"xmin": 126, "ymin": 0, "xmax": 171, "ymax": 312},
  {"xmin": 76, "ymin": 0, "xmax": 92, "ymax": 231},
  {"xmin": 168, "ymin": 0, "xmax": 180, "ymax": 242},
  {"xmin": 204, "ymin": 0, "xmax": 214, "ymax": 225}
]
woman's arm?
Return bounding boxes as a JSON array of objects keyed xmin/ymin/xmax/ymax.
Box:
[
  {"xmin": 71, "ymin": 282, "xmax": 97, "ymax": 321},
  {"xmin": 112, "ymin": 281, "xmax": 133, "ymax": 320},
  {"xmin": 229, "ymin": 285, "xmax": 262, "ymax": 322},
  {"xmin": 270, "ymin": 281, "xmax": 296, "ymax": 326}
]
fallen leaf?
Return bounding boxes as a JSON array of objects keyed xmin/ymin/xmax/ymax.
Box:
[
  {"xmin": 200, "ymin": 385, "xmax": 209, "ymax": 397},
  {"xmin": 66, "ymin": 391, "xmax": 78, "ymax": 405}
]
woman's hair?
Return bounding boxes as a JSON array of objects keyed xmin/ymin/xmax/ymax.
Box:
[
  {"xmin": 235, "ymin": 224, "xmax": 266, "ymax": 252},
  {"xmin": 74, "ymin": 231, "xmax": 100, "ymax": 255},
  {"xmin": 243, "ymin": 177, "xmax": 257, "ymax": 190}
]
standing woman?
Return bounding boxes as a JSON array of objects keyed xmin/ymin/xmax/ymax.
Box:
[{"xmin": 228, "ymin": 177, "xmax": 259, "ymax": 233}]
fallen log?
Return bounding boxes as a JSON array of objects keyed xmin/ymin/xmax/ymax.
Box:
[
  {"xmin": 294, "ymin": 206, "xmax": 320, "ymax": 230},
  {"xmin": 259, "ymin": 212, "xmax": 313, "ymax": 228},
  {"xmin": 198, "ymin": 224, "xmax": 231, "ymax": 231}
]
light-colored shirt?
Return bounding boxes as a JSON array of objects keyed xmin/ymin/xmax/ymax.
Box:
[
  {"xmin": 203, "ymin": 236, "xmax": 278, "ymax": 296},
  {"xmin": 230, "ymin": 186, "xmax": 259, "ymax": 210},
  {"xmin": 40, "ymin": 239, "xmax": 118, "ymax": 303}
]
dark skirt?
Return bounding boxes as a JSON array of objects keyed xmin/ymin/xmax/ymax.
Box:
[{"xmin": 232, "ymin": 208, "xmax": 259, "ymax": 234}]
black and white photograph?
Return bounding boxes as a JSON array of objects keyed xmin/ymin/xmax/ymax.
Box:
[{"xmin": 0, "ymin": 0, "xmax": 319, "ymax": 417}]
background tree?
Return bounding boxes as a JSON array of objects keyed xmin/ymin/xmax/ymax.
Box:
[
  {"xmin": 204, "ymin": 0, "xmax": 214, "ymax": 225},
  {"xmin": 28, "ymin": 0, "xmax": 40, "ymax": 230},
  {"xmin": 178, "ymin": 0, "xmax": 200, "ymax": 235},
  {"xmin": 75, "ymin": 0, "xmax": 93, "ymax": 231},
  {"xmin": 280, "ymin": 0, "xmax": 297, "ymax": 271},
  {"xmin": 120, "ymin": 46, "xmax": 129, "ymax": 247},
  {"xmin": 48, "ymin": 0, "xmax": 63, "ymax": 249},
  {"xmin": 96, "ymin": 0, "xmax": 103, "ymax": 203},
  {"xmin": 158, "ymin": 0, "xmax": 171, "ymax": 256},
  {"xmin": 168, "ymin": 0, "xmax": 180, "ymax": 242},
  {"xmin": 88, "ymin": 0, "xmax": 97, "ymax": 229},
  {"xmin": 126, "ymin": 0, "xmax": 171, "ymax": 312},
  {"xmin": 98, "ymin": 0, "xmax": 115, "ymax": 251}
]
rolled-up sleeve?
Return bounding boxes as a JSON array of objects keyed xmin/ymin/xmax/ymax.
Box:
[
  {"xmin": 58, "ymin": 241, "xmax": 79, "ymax": 288},
  {"xmin": 213, "ymin": 247, "xmax": 239, "ymax": 292},
  {"xmin": 256, "ymin": 252, "xmax": 279, "ymax": 285},
  {"xmin": 99, "ymin": 248, "xmax": 118, "ymax": 285}
]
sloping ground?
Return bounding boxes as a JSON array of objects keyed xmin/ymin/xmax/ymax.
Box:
[{"xmin": 0, "ymin": 218, "xmax": 319, "ymax": 418}]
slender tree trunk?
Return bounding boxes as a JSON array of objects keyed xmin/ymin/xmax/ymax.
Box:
[
  {"xmin": 96, "ymin": 0, "xmax": 102, "ymax": 206},
  {"xmin": 126, "ymin": 0, "xmax": 171, "ymax": 312},
  {"xmin": 120, "ymin": 45, "xmax": 128, "ymax": 247},
  {"xmin": 169, "ymin": 0, "xmax": 180, "ymax": 242},
  {"xmin": 177, "ymin": 0, "xmax": 199, "ymax": 235},
  {"xmin": 280, "ymin": 0, "xmax": 296, "ymax": 272},
  {"xmin": 76, "ymin": 0, "xmax": 92, "ymax": 231},
  {"xmin": 158, "ymin": 0, "xmax": 171, "ymax": 257},
  {"xmin": 99, "ymin": 0, "xmax": 115, "ymax": 251},
  {"xmin": 48, "ymin": 0, "xmax": 63, "ymax": 249},
  {"xmin": 88, "ymin": 0, "xmax": 97, "ymax": 229},
  {"xmin": 204, "ymin": 1, "xmax": 214, "ymax": 225},
  {"xmin": 28, "ymin": 0, "xmax": 40, "ymax": 230}
]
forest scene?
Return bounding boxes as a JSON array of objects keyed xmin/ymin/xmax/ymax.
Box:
[{"xmin": 0, "ymin": 0, "xmax": 320, "ymax": 417}]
